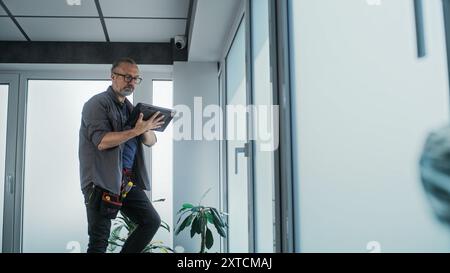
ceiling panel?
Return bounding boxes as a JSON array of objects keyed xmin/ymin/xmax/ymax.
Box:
[
  {"xmin": 106, "ymin": 18, "xmax": 185, "ymax": 42},
  {"xmin": 0, "ymin": 17, "xmax": 26, "ymax": 41},
  {"xmin": 100, "ymin": 0, "xmax": 190, "ymax": 18},
  {"xmin": 3, "ymin": 0, "xmax": 98, "ymax": 16},
  {"xmin": 0, "ymin": 6, "xmax": 6, "ymax": 15},
  {"xmin": 17, "ymin": 18, "xmax": 105, "ymax": 41}
]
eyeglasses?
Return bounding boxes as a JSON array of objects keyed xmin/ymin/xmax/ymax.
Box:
[{"xmin": 113, "ymin": 72, "xmax": 143, "ymax": 84}]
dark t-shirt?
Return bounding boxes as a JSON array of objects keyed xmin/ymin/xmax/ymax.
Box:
[{"xmin": 119, "ymin": 102, "xmax": 138, "ymax": 169}]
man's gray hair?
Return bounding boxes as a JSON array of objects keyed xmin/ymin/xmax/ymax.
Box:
[{"xmin": 111, "ymin": 57, "xmax": 137, "ymax": 73}]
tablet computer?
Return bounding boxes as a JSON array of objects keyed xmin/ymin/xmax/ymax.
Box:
[{"xmin": 126, "ymin": 103, "xmax": 176, "ymax": 132}]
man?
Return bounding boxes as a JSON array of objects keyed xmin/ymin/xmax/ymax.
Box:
[{"xmin": 79, "ymin": 57, "xmax": 165, "ymax": 253}]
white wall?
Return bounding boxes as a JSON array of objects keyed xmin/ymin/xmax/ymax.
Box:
[
  {"xmin": 172, "ymin": 62, "xmax": 220, "ymax": 253},
  {"xmin": 290, "ymin": 0, "xmax": 450, "ymax": 252}
]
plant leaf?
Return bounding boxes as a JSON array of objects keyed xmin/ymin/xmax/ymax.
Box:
[
  {"xmin": 176, "ymin": 209, "xmax": 193, "ymax": 224},
  {"xmin": 108, "ymin": 240, "xmax": 123, "ymax": 247},
  {"xmin": 196, "ymin": 214, "xmax": 204, "ymax": 235},
  {"xmin": 210, "ymin": 211, "xmax": 227, "ymax": 238},
  {"xmin": 192, "ymin": 206, "xmax": 204, "ymax": 213},
  {"xmin": 210, "ymin": 208, "xmax": 226, "ymax": 227},
  {"xmin": 177, "ymin": 203, "xmax": 196, "ymax": 214},
  {"xmin": 116, "ymin": 216, "xmax": 127, "ymax": 225},
  {"xmin": 120, "ymin": 214, "xmax": 137, "ymax": 231},
  {"xmin": 191, "ymin": 214, "xmax": 203, "ymax": 236},
  {"xmin": 200, "ymin": 213, "xmax": 207, "ymax": 234},
  {"xmin": 216, "ymin": 224, "xmax": 227, "ymax": 238},
  {"xmin": 205, "ymin": 228, "xmax": 214, "ymax": 249},
  {"xmin": 160, "ymin": 220, "xmax": 170, "ymax": 232},
  {"xmin": 177, "ymin": 207, "xmax": 189, "ymax": 214},
  {"xmin": 205, "ymin": 211, "xmax": 214, "ymax": 224},
  {"xmin": 111, "ymin": 225, "xmax": 123, "ymax": 236},
  {"xmin": 109, "ymin": 233, "xmax": 121, "ymax": 242},
  {"xmin": 175, "ymin": 213, "xmax": 195, "ymax": 235},
  {"xmin": 158, "ymin": 246, "xmax": 174, "ymax": 253},
  {"xmin": 143, "ymin": 246, "xmax": 151, "ymax": 253},
  {"xmin": 190, "ymin": 215, "xmax": 199, "ymax": 237},
  {"xmin": 190, "ymin": 215, "xmax": 197, "ymax": 238},
  {"xmin": 182, "ymin": 203, "xmax": 194, "ymax": 209}
]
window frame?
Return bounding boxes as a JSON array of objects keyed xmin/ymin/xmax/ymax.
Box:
[{"xmin": 0, "ymin": 65, "xmax": 172, "ymax": 252}]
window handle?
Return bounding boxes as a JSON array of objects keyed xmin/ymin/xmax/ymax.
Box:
[
  {"xmin": 7, "ymin": 173, "xmax": 14, "ymax": 194},
  {"xmin": 235, "ymin": 143, "xmax": 249, "ymax": 174}
]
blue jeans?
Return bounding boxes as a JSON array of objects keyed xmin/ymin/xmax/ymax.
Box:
[{"xmin": 83, "ymin": 185, "xmax": 161, "ymax": 253}]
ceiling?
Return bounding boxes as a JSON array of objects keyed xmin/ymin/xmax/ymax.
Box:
[
  {"xmin": 188, "ymin": 0, "xmax": 241, "ymax": 62},
  {"xmin": 0, "ymin": 0, "xmax": 191, "ymax": 42}
]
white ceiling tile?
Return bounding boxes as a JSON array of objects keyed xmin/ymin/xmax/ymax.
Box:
[
  {"xmin": 100, "ymin": 0, "xmax": 190, "ymax": 18},
  {"xmin": 0, "ymin": 6, "xmax": 6, "ymax": 15},
  {"xmin": 106, "ymin": 18, "xmax": 185, "ymax": 42},
  {"xmin": 0, "ymin": 17, "xmax": 26, "ymax": 41},
  {"xmin": 17, "ymin": 18, "xmax": 105, "ymax": 41},
  {"xmin": 3, "ymin": 0, "xmax": 98, "ymax": 16}
]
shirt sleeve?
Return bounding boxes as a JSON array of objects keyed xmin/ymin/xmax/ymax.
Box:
[
  {"xmin": 141, "ymin": 132, "xmax": 157, "ymax": 147},
  {"xmin": 82, "ymin": 98, "xmax": 112, "ymax": 148}
]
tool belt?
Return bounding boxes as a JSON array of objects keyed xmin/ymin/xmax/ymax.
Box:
[
  {"xmin": 84, "ymin": 185, "xmax": 121, "ymax": 219},
  {"xmin": 84, "ymin": 169, "xmax": 135, "ymax": 219}
]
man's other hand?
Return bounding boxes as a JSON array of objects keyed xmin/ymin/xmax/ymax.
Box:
[{"xmin": 133, "ymin": 112, "xmax": 165, "ymax": 135}]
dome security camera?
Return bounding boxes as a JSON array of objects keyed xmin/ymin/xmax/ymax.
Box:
[
  {"xmin": 174, "ymin": 35, "xmax": 187, "ymax": 50},
  {"xmin": 66, "ymin": 0, "xmax": 81, "ymax": 6}
]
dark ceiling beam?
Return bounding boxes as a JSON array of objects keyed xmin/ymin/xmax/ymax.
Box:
[
  {"xmin": 0, "ymin": 0, "xmax": 31, "ymax": 41},
  {"xmin": 184, "ymin": 0, "xmax": 195, "ymax": 60},
  {"xmin": 94, "ymin": 0, "xmax": 110, "ymax": 42},
  {"xmin": 0, "ymin": 41, "xmax": 187, "ymax": 64},
  {"xmin": 185, "ymin": 0, "xmax": 194, "ymax": 38}
]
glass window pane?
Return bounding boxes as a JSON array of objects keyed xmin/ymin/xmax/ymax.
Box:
[
  {"xmin": 22, "ymin": 80, "xmax": 110, "ymax": 252},
  {"xmin": 289, "ymin": 0, "xmax": 450, "ymax": 252},
  {"xmin": 251, "ymin": 0, "xmax": 275, "ymax": 253},
  {"xmin": 226, "ymin": 19, "xmax": 249, "ymax": 253},
  {"xmin": 151, "ymin": 80, "xmax": 173, "ymax": 251},
  {"xmin": 0, "ymin": 84, "xmax": 8, "ymax": 251}
]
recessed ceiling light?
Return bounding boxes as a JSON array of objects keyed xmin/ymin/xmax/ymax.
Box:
[{"xmin": 66, "ymin": 0, "xmax": 81, "ymax": 6}]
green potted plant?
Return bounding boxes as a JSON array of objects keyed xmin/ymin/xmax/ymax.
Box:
[
  {"xmin": 174, "ymin": 189, "xmax": 228, "ymax": 253},
  {"xmin": 108, "ymin": 198, "xmax": 174, "ymax": 253}
]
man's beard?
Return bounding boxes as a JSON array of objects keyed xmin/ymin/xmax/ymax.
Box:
[{"xmin": 121, "ymin": 86, "xmax": 134, "ymax": 97}]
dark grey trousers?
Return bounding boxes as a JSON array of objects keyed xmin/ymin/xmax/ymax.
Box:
[{"xmin": 83, "ymin": 185, "xmax": 161, "ymax": 253}]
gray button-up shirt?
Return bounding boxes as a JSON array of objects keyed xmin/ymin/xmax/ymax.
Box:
[{"xmin": 79, "ymin": 86, "xmax": 151, "ymax": 195}]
